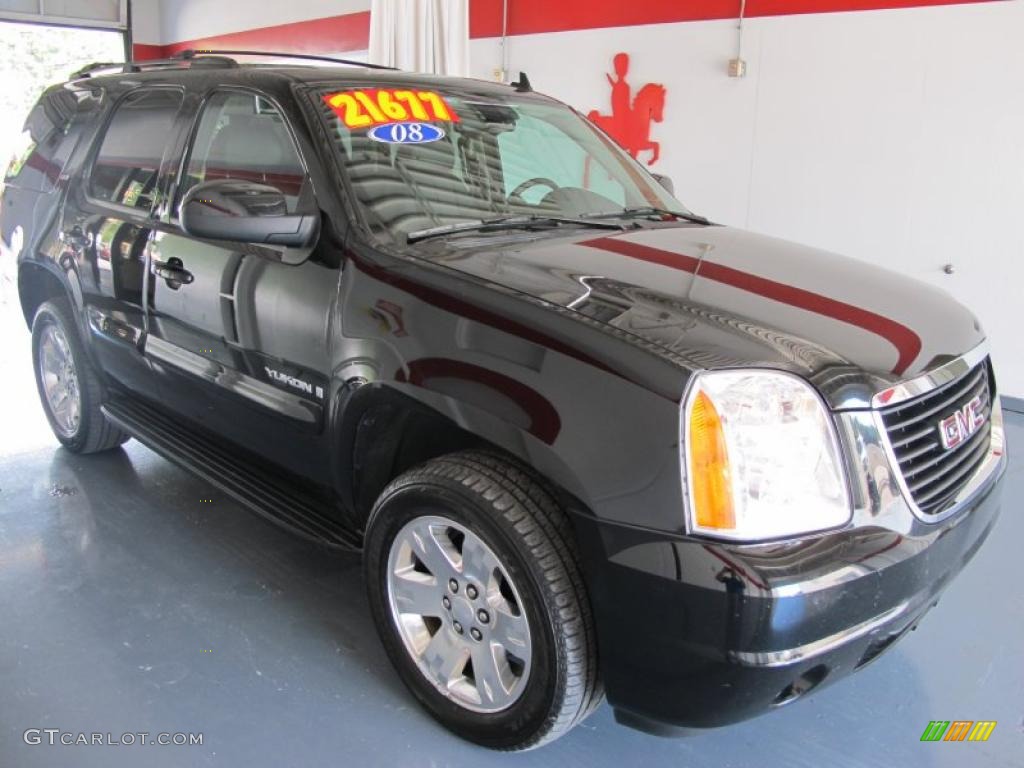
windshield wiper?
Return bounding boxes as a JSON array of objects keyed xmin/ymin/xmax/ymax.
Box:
[
  {"xmin": 406, "ymin": 215, "xmax": 627, "ymax": 244},
  {"xmin": 584, "ymin": 207, "xmax": 711, "ymax": 225}
]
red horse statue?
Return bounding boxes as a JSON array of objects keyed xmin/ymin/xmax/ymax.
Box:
[{"xmin": 588, "ymin": 53, "xmax": 666, "ymax": 166}]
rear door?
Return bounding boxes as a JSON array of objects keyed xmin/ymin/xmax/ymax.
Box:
[
  {"xmin": 144, "ymin": 88, "xmax": 337, "ymax": 482},
  {"xmin": 62, "ymin": 87, "xmax": 186, "ymax": 396}
]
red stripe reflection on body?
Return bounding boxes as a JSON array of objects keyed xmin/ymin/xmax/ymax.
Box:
[
  {"xmin": 396, "ymin": 358, "xmax": 562, "ymax": 444},
  {"xmin": 581, "ymin": 236, "xmax": 921, "ymax": 375}
]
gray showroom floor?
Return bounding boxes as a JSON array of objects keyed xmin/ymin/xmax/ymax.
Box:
[{"xmin": 1, "ymin": 278, "xmax": 1022, "ymax": 768}]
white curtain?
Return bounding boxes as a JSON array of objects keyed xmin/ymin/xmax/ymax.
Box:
[{"xmin": 369, "ymin": 0, "xmax": 470, "ymax": 76}]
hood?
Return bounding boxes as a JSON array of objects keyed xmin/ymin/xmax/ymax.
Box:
[{"xmin": 421, "ymin": 224, "xmax": 985, "ymax": 408}]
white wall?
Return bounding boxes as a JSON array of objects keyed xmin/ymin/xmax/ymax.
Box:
[
  {"xmin": 131, "ymin": 0, "xmax": 163, "ymax": 45},
  {"xmin": 158, "ymin": 0, "xmax": 369, "ymax": 43},
  {"xmin": 472, "ymin": 1, "xmax": 1024, "ymax": 397}
]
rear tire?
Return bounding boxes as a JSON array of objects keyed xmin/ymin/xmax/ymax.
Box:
[
  {"xmin": 364, "ymin": 451, "xmax": 602, "ymax": 750},
  {"xmin": 31, "ymin": 298, "xmax": 129, "ymax": 454}
]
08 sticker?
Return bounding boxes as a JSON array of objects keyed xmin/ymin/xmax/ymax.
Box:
[
  {"xmin": 367, "ymin": 122, "xmax": 445, "ymax": 144},
  {"xmin": 323, "ymin": 89, "xmax": 459, "ymax": 129}
]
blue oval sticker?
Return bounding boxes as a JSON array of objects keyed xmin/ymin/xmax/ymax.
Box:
[{"xmin": 366, "ymin": 122, "xmax": 445, "ymax": 144}]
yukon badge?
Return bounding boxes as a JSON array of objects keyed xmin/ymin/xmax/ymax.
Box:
[
  {"xmin": 938, "ymin": 395, "xmax": 986, "ymax": 450},
  {"xmin": 265, "ymin": 366, "xmax": 324, "ymax": 399}
]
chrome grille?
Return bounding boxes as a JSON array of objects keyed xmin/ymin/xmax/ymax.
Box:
[{"xmin": 878, "ymin": 358, "xmax": 993, "ymax": 516}]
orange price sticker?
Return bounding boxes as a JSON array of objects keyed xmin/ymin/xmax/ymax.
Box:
[{"xmin": 324, "ymin": 89, "xmax": 460, "ymax": 129}]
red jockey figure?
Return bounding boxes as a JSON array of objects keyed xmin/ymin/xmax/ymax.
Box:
[{"xmin": 588, "ymin": 53, "xmax": 666, "ymax": 166}]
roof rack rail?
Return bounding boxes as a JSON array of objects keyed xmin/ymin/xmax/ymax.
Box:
[
  {"xmin": 70, "ymin": 55, "xmax": 237, "ymax": 80},
  {"xmin": 172, "ymin": 48, "xmax": 399, "ymax": 71}
]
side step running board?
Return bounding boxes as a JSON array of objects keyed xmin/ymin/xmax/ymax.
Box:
[{"xmin": 102, "ymin": 397, "xmax": 360, "ymax": 551}]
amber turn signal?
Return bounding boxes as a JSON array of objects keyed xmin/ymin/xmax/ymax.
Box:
[{"xmin": 688, "ymin": 390, "xmax": 736, "ymax": 530}]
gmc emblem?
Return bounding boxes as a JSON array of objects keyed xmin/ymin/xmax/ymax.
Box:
[{"xmin": 938, "ymin": 396, "xmax": 986, "ymax": 450}]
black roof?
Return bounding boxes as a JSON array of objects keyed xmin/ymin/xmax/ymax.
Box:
[{"xmin": 68, "ymin": 53, "xmax": 520, "ymax": 100}]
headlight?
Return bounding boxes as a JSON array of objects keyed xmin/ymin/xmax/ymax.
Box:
[{"xmin": 683, "ymin": 370, "xmax": 851, "ymax": 541}]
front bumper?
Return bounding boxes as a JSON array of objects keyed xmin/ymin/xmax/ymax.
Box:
[{"xmin": 571, "ymin": 451, "xmax": 1005, "ymax": 731}]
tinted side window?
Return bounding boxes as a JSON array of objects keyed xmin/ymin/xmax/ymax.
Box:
[
  {"xmin": 90, "ymin": 89, "xmax": 183, "ymax": 210},
  {"xmin": 5, "ymin": 128, "xmax": 65, "ymax": 192},
  {"xmin": 5, "ymin": 87, "xmax": 100, "ymax": 193},
  {"xmin": 178, "ymin": 91, "xmax": 306, "ymax": 213}
]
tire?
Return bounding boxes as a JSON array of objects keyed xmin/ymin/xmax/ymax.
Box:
[
  {"xmin": 31, "ymin": 298, "xmax": 129, "ymax": 454},
  {"xmin": 364, "ymin": 451, "xmax": 602, "ymax": 750}
]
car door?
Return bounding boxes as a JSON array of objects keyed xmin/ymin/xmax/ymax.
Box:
[
  {"xmin": 144, "ymin": 88, "xmax": 337, "ymax": 483},
  {"xmin": 62, "ymin": 87, "xmax": 186, "ymax": 396}
]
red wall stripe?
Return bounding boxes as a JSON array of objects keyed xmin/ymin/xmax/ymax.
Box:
[
  {"xmin": 131, "ymin": 43, "xmax": 165, "ymax": 61},
  {"xmin": 139, "ymin": 0, "xmax": 1000, "ymax": 61},
  {"xmin": 582, "ymin": 236, "xmax": 922, "ymax": 376},
  {"xmin": 470, "ymin": 0, "xmax": 1002, "ymax": 38},
  {"xmin": 161, "ymin": 11, "xmax": 371, "ymax": 58}
]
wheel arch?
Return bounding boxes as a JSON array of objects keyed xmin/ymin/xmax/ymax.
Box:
[
  {"xmin": 332, "ymin": 381, "xmax": 592, "ymax": 538},
  {"xmin": 17, "ymin": 260, "xmax": 79, "ymax": 329}
]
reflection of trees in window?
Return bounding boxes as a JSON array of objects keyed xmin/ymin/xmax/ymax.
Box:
[
  {"xmin": 177, "ymin": 92, "xmax": 306, "ymax": 212},
  {"xmin": 89, "ymin": 90, "xmax": 183, "ymax": 210}
]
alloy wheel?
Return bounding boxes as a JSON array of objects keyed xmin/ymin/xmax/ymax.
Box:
[
  {"xmin": 385, "ymin": 514, "xmax": 532, "ymax": 713},
  {"xmin": 38, "ymin": 324, "xmax": 81, "ymax": 438}
]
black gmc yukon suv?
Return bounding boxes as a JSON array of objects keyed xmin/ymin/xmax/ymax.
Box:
[{"xmin": 2, "ymin": 52, "xmax": 1006, "ymax": 750}]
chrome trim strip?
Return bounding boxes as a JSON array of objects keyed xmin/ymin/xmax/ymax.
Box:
[
  {"xmin": 871, "ymin": 341, "xmax": 989, "ymax": 409},
  {"xmin": 728, "ymin": 601, "xmax": 909, "ymax": 668},
  {"xmin": 145, "ymin": 336, "xmax": 317, "ymax": 424}
]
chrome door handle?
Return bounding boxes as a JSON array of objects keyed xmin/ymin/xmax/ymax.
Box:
[
  {"xmin": 60, "ymin": 226, "xmax": 92, "ymax": 249},
  {"xmin": 152, "ymin": 258, "xmax": 194, "ymax": 286}
]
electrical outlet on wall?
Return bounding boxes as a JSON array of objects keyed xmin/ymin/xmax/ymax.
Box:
[{"xmin": 728, "ymin": 58, "xmax": 747, "ymax": 78}]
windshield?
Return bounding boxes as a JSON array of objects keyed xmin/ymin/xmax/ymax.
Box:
[{"xmin": 312, "ymin": 84, "xmax": 688, "ymax": 242}]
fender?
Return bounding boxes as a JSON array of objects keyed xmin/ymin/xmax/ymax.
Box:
[
  {"xmin": 327, "ymin": 244, "xmax": 691, "ymax": 536},
  {"xmin": 17, "ymin": 256, "xmax": 83, "ymax": 321},
  {"xmin": 330, "ymin": 379, "xmax": 591, "ymax": 535}
]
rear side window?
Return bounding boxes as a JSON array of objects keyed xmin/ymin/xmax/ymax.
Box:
[
  {"xmin": 5, "ymin": 87, "xmax": 98, "ymax": 193},
  {"xmin": 89, "ymin": 89, "xmax": 183, "ymax": 210},
  {"xmin": 177, "ymin": 91, "xmax": 306, "ymax": 213}
]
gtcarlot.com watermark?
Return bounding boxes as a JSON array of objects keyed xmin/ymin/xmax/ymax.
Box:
[{"xmin": 24, "ymin": 729, "xmax": 203, "ymax": 747}]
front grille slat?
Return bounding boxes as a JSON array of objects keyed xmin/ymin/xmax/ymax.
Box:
[
  {"xmin": 902, "ymin": 406, "xmax": 990, "ymax": 481},
  {"xmin": 898, "ymin": 439, "xmax": 942, "ymax": 464},
  {"xmin": 905, "ymin": 424, "xmax": 990, "ymax": 492},
  {"xmin": 882, "ymin": 366, "xmax": 986, "ymax": 432},
  {"xmin": 912, "ymin": 438, "xmax": 990, "ymax": 506},
  {"xmin": 889, "ymin": 424, "xmax": 937, "ymax": 450},
  {"xmin": 879, "ymin": 357, "xmax": 994, "ymax": 517}
]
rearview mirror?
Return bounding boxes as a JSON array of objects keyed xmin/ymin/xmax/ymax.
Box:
[
  {"xmin": 651, "ymin": 173, "xmax": 674, "ymax": 196},
  {"xmin": 180, "ymin": 179, "xmax": 319, "ymax": 249}
]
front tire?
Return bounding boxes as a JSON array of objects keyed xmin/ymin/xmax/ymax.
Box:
[
  {"xmin": 364, "ymin": 451, "xmax": 602, "ymax": 750},
  {"xmin": 31, "ymin": 298, "xmax": 129, "ymax": 453}
]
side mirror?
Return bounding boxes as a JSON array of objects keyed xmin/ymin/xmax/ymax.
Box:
[
  {"xmin": 651, "ymin": 173, "xmax": 674, "ymax": 196},
  {"xmin": 180, "ymin": 179, "xmax": 319, "ymax": 249}
]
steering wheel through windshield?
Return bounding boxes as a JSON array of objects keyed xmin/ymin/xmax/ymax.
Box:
[{"xmin": 508, "ymin": 177, "xmax": 561, "ymax": 205}]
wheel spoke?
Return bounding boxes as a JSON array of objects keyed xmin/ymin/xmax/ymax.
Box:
[
  {"xmin": 67, "ymin": 395, "xmax": 80, "ymax": 429},
  {"xmin": 42, "ymin": 344, "xmax": 63, "ymax": 380},
  {"xmin": 471, "ymin": 642, "xmax": 512, "ymax": 708},
  {"xmin": 460, "ymin": 532, "xmax": 501, "ymax": 586},
  {"xmin": 490, "ymin": 606, "xmax": 530, "ymax": 655},
  {"xmin": 42, "ymin": 374, "xmax": 60, "ymax": 401},
  {"xmin": 53, "ymin": 329, "xmax": 71, "ymax": 364},
  {"xmin": 422, "ymin": 627, "xmax": 468, "ymax": 687},
  {"xmin": 406, "ymin": 520, "xmax": 458, "ymax": 580},
  {"xmin": 391, "ymin": 572, "xmax": 443, "ymax": 618}
]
